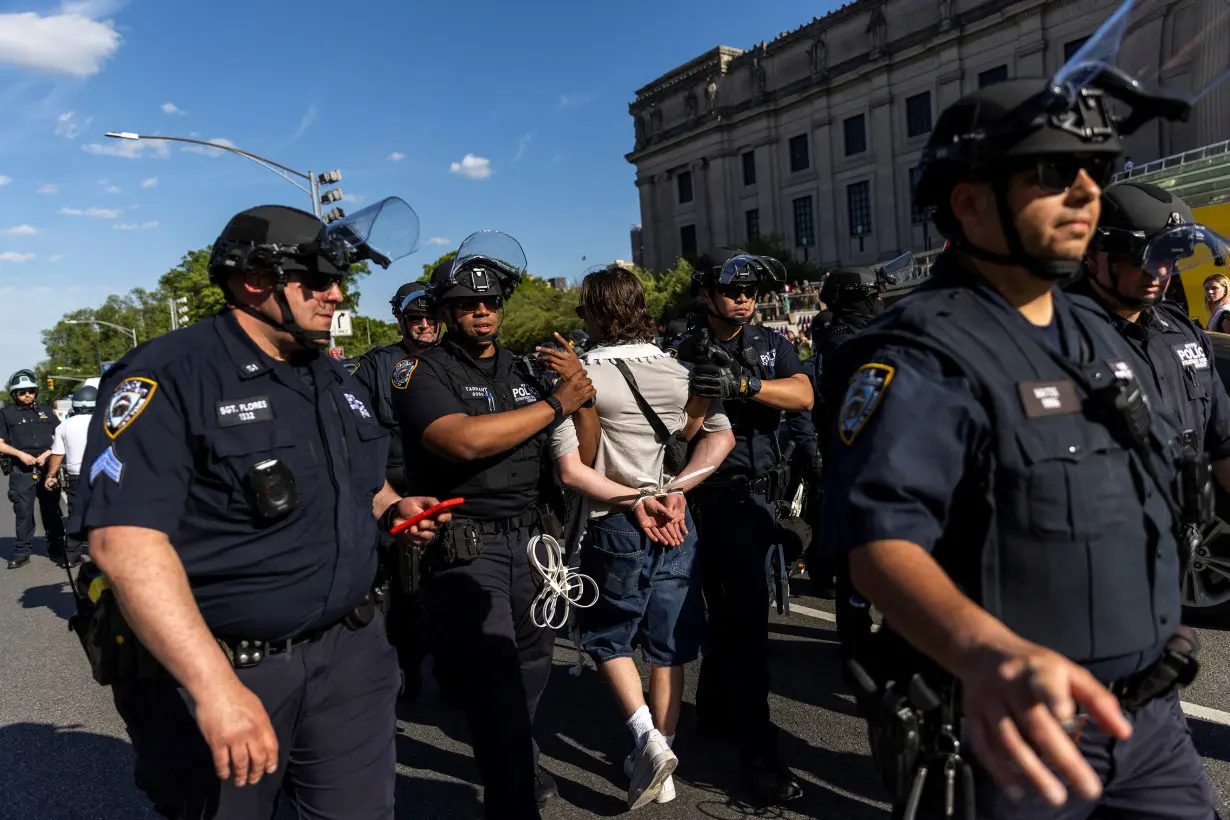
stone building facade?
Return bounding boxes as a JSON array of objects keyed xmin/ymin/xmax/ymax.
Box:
[{"xmin": 625, "ymin": 0, "xmax": 1230, "ymax": 273}]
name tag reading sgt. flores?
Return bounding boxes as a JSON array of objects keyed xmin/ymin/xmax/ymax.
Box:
[
  {"xmin": 216, "ymin": 396, "xmax": 274, "ymax": 427},
  {"xmin": 1018, "ymin": 380, "xmax": 1080, "ymax": 418}
]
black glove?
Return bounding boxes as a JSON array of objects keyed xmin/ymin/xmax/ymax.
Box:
[{"xmin": 690, "ymin": 346, "xmax": 759, "ymax": 400}]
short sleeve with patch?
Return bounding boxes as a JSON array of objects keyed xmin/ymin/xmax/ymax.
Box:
[
  {"xmin": 770, "ymin": 333, "xmax": 805, "ymax": 379},
  {"xmin": 81, "ymin": 370, "xmax": 195, "ymax": 536},
  {"xmin": 820, "ymin": 344, "xmax": 988, "ymax": 557},
  {"xmin": 392, "ymin": 357, "xmax": 467, "ymax": 440}
]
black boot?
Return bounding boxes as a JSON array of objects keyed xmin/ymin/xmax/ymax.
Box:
[
  {"xmin": 743, "ymin": 749, "xmax": 803, "ymax": 804},
  {"xmin": 7, "ymin": 555, "xmax": 29, "ymax": 570},
  {"xmin": 534, "ymin": 767, "xmax": 558, "ymax": 807}
]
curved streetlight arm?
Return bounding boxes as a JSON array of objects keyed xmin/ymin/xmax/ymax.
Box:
[
  {"xmin": 104, "ymin": 132, "xmax": 318, "ymax": 213},
  {"xmin": 64, "ymin": 319, "xmax": 138, "ymax": 349}
]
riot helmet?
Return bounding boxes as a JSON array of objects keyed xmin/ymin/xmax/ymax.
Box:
[
  {"xmin": 819, "ymin": 252, "xmax": 914, "ymax": 316},
  {"xmin": 693, "ymin": 252, "xmax": 786, "ymax": 326},
  {"xmin": 391, "ymin": 281, "xmax": 428, "ymax": 318},
  {"xmin": 8, "ymin": 369, "xmax": 37, "ymax": 399},
  {"xmin": 1087, "ymin": 182, "xmax": 1229, "ymax": 308},
  {"xmin": 392, "ymin": 283, "xmax": 439, "ymax": 348},
  {"xmin": 427, "ymin": 231, "xmax": 526, "ymax": 309},
  {"xmin": 913, "ymin": 0, "xmax": 1228, "ymax": 281},
  {"xmin": 208, "ymin": 197, "xmax": 420, "ymax": 349},
  {"xmin": 71, "ymin": 385, "xmax": 98, "ymax": 414}
]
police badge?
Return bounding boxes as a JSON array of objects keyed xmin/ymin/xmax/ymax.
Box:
[
  {"xmin": 838, "ymin": 363, "xmax": 894, "ymax": 445},
  {"xmin": 392, "ymin": 359, "xmax": 417, "ymax": 390},
  {"xmin": 105, "ymin": 377, "xmax": 158, "ymax": 439}
]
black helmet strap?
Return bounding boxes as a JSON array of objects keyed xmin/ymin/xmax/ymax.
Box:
[
  {"xmin": 233, "ymin": 264, "xmax": 332, "ymax": 350},
  {"xmin": 956, "ymin": 176, "xmax": 1081, "ymax": 283}
]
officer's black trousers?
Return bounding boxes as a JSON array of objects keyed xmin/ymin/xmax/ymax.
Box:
[
  {"xmin": 63, "ymin": 477, "xmax": 85, "ymax": 562},
  {"xmin": 112, "ymin": 614, "xmax": 400, "ymax": 820},
  {"xmin": 692, "ymin": 489, "xmax": 779, "ymax": 751},
  {"xmin": 8, "ymin": 464, "xmax": 63, "ymax": 558},
  {"xmin": 424, "ymin": 524, "xmax": 555, "ymax": 820}
]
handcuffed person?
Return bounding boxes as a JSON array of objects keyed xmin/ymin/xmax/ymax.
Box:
[{"xmin": 548, "ymin": 265, "xmax": 734, "ymax": 809}]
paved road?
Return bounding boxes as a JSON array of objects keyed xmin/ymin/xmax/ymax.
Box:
[{"xmin": 3, "ymin": 501, "xmax": 1230, "ymax": 818}]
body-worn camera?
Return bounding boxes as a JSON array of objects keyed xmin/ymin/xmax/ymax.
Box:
[{"xmin": 244, "ymin": 458, "xmax": 299, "ymax": 522}]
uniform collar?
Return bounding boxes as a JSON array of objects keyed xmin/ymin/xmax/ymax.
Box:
[
  {"xmin": 215, "ymin": 309, "xmax": 344, "ymax": 387},
  {"xmin": 442, "ymin": 336, "xmax": 509, "ymax": 375}
]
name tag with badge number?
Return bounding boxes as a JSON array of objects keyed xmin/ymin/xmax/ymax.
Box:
[
  {"xmin": 1018, "ymin": 380, "xmax": 1080, "ymax": 418},
  {"xmin": 216, "ymin": 396, "xmax": 274, "ymax": 427}
]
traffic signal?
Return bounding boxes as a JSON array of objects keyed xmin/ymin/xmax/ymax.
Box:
[{"xmin": 47, "ymin": 377, "xmax": 54, "ymax": 390}]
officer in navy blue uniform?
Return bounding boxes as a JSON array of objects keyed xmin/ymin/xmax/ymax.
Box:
[
  {"xmin": 821, "ymin": 73, "xmax": 1218, "ymax": 818},
  {"xmin": 392, "ymin": 233, "xmax": 597, "ymax": 820},
  {"xmin": 352, "ymin": 282, "xmax": 441, "ymax": 702},
  {"xmin": 77, "ymin": 201, "xmax": 448, "ymax": 820},
  {"xmin": 1068, "ymin": 182, "xmax": 1230, "ymax": 509},
  {"xmin": 0, "ymin": 368, "xmax": 65, "ymax": 569},
  {"xmin": 669, "ymin": 253, "xmax": 814, "ymax": 803}
]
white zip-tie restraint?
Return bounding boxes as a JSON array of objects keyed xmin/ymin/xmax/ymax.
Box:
[
  {"xmin": 528, "ymin": 533, "xmax": 599, "ymax": 630},
  {"xmin": 632, "ymin": 465, "xmax": 716, "ymax": 502}
]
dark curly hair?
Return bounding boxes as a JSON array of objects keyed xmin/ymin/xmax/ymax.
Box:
[{"xmin": 578, "ymin": 266, "xmax": 657, "ymax": 345}]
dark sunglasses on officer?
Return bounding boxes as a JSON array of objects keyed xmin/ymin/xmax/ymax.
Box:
[
  {"xmin": 12, "ymin": 389, "xmax": 35, "ymax": 397},
  {"xmin": 716, "ymin": 282, "xmax": 759, "ymax": 301},
  {"xmin": 1013, "ymin": 154, "xmax": 1115, "ymax": 195},
  {"xmin": 453, "ymin": 296, "xmax": 502, "ymax": 313},
  {"xmin": 402, "ymin": 313, "xmax": 437, "ymax": 326},
  {"xmin": 295, "ymin": 269, "xmax": 348, "ymax": 293}
]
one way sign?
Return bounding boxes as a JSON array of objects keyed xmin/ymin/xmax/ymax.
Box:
[{"xmin": 331, "ymin": 310, "xmax": 353, "ymax": 337}]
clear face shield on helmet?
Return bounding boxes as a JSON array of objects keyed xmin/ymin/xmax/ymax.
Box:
[
  {"xmin": 1046, "ymin": 0, "xmax": 1230, "ymax": 135},
  {"xmin": 445, "ymin": 230, "xmax": 528, "ymax": 302},
  {"xmin": 325, "ymin": 197, "xmax": 421, "ymax": 270},
  {"xmin": 874, "ymin": 252, "xmax": 915, "ymax": 288},
  {"xmin": 715, "ymin": 254, "xmax": 787, "ymax": 292},
  {"xmin": 1137, "ymin": 225, "xmax": 1230, "ymax": 282}
]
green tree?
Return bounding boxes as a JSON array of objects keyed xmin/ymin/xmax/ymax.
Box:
[
  {"xmin": 344, "ymin": 315, "xmax": 402, "ymax": 358},
  {"xmin": 419, "ymin": 250, "xmax": 457, "ymax": 284}
]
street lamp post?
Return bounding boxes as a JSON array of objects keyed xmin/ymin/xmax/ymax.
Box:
[
  {"xmin": 103, "ymin": 132, "xmax": 346, "ymax": 222},
  {"xmin": 64, "ymin": 319, "xmax": 138, "ymax": 374}
]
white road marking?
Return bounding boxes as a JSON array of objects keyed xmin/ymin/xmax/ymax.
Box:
[{"xmin": 784, "ymin": 603, "xmax": 1230, "ymax": 727}]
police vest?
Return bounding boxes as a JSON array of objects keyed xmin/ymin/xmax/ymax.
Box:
[
  {"xmin": 1, "ymin": 404, "xmax": 58, "ymax": 454},
  {"xmin": 411, "ymin": 342, "xmax": 545, "ymax": 519},
  {"xmin": 831, "ymin": 267, "xmax": 1181, "ymax": 665},
  {"xmin": 672, "ymin": 323, "xmax": 781, "ymax": 478}
]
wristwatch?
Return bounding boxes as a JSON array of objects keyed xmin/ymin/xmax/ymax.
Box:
[
  {"xmin": 744, "ymin": 376, "xmax": 762, "ymax": 397},
  {"xmin": 545, "ymin": 395, "xmax": 564, "ymax": 424}
]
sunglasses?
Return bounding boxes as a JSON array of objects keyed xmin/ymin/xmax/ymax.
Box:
[
  {"xmin": 13, "ymin": 389, "xmax": 35, "ymax": 396},
  {"xmin": 1027, "ymin": 155, "xmax": 1115, "ymax": 194},
  {"xmin": 454, "ymin": 297, "xmax": 502, "ymax": 313},
  {"xmin": 717, "ymin": 283, "xmax": 759, "ymax": 300},
  {"xmin": 402, "ymin": 314, "xmax": 436, "ymax": 326},
  {"xmin": 297, "ymin": 270, "xmax": 348, "ymax": 293}
]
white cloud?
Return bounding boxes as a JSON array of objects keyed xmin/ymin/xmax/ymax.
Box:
[
  {"xmin": 557, "ymin": 92, "xmax": 596, "ymax": 110},
  {"xmin": 59, "ymin": 206, "xmax": 121, "ymax": 218},
  {"xmin": 81, "ymin": 139, "xmax": 170, "ymax": 159},
  {"xmin": 425, "ymin": 237, "xmax": 452, "ymax": 246},
  {"xmin": 54, "ymin": 110, "xmax": 91, "ymax": 139},
  {"xmin": 0, "ymin": 252, "xmax": 35, "ymax": 263},
  {"xmin": 114, "ymin": 221, "xmax": 157, "ymax": 230},
  {"xmin": 37, "ymin": 184, "xmax": 58, "ymax": 195},
  {"xmin": 0, "ymin": 175, "xmax": 10, "ymax": 186},
  {"xmin": 2, "ymin": 225, "xmax": 39, "ymax": 236},
  {"xmin": 161, "ymin": 102, "xmax": 186, "ymax": 115},
  {"xmin": 104, "ymin": 184, "xmax": 120, "ymax": 194},
  {"xmin": 513, "ymin": 133, "xmax": 532, "ymax": 163},
  {"xmin": 0, "ymin": 10, "xmax": 121, "ymax": 77},
  {"xmin": 338, "ymin": 193, "xmax": 368, "ymax": 205},
  {"xmin": 181, "ymin": 137, "xmax": 236, "ymax": 157},
  {"xmin": 387, "ymin": 151, "xmax": 406, "ymax": 162},
  {"xmin": 292, "ymin": 104, "xmax": 316, "ymax": 142},
  {"xmin": 47, "ymin": 254, "xmax": 63, "ymax": 262},
  {"xmin": 449, "ymin": 153, "xmax": 492, "ymax": 181},
  {"xmin": 140, "ymin": 176, "xmax": 157, "ymax": 189}
]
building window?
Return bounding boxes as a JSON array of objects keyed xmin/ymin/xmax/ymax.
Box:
[
  {"xmin": 905, "ymin": 92, "xmax": 932, "ymax": 138},
  {"xmin": 847, "ymin": 181, "xmax": 872, "ymax": 237},
  {"xmin": 793, "ymin": 196, "xmax": 815, "ymax": 249},
  {"xmin": 1063, "ymin": 36, "xmax": 1090, "ymax": 61},
  {"xmin": 909, "ymin": 166, "xmax": 925, "ymax": 224},
  {"xmin": 844, "ymin": 114, "xmax": 867, "ymax": 156},
  {"xmin": 789, "ymin": 134, "xmax": 810, "ymax": 172},
  {"xmin": 680, "ymin": 224, "xmax": 697, "ymax": 258},
  {"xmin": 677, "ymin": 171, "xmax": 693, "ymax": 204},
  {"xmin": 746, "ymin": 208, "xmax": 761, "ymax": 241},
  {"xmin": 978, "ymin": 65, "xmax": 1008, "ymax": 88},
  {"xmin": 742, "ymin": 150, "xmax": 757, "ymax": 186}
]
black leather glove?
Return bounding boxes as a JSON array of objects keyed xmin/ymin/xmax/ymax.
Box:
[{"xmin": 690, "ymin": 346, "xmax": 759, "ymax": 400}]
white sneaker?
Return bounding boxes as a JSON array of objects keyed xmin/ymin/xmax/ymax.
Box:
[{"xmin": 624, "ymin": 737, "xmax": 683, "ymax": 806}]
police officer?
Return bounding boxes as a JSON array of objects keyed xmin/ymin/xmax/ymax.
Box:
[
  {"xmin": 392, "ymin": 232, "xmax": 596, "ymax": 819},
  {"xmin": 0, "ymin": 368, "xmax": 65, "ymax": 569},
  {"xmin": 44, "ymin": 385, "xmax": 96, "ymax": 567},
  {"xmin": 352, "ymin": 281, "xmax": 441, "ymax": 701},
  {"xmin": 77, "ymin": 201, "xmax": 449, "ymax": 820},
  {"xmin": 669, "ymin": 253, "xmax": 814, "ymax": 803},
  {"xmin": 821, "ymin": 72, "xmax": 1217, "ymax": 817}
]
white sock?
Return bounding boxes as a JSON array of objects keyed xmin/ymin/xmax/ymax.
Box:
[
  {"xmin": 627, "ymin": 705, "xmax": 654, "ymax": 750},
  {"xmin": 665, "ymin": 734, "xmax": 675, "ymax": 748}
]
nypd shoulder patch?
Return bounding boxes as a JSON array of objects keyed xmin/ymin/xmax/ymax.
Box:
[
  {"xmin": 392, "ymin": 359, "xmax": 417, "ymax": 390},
  {"xmin": 343, "ymin": 361, "xmax": 361, "ymax": 376},
  {"xmin": 89, "ymin": 445, "xmax": 124, "ymax": 485},
  {"xmin": 105, "ymin": 377, "xmax": 158, "ymax": 439},
  {"xmin": 838, "ymin": 363, "xmax": 895, "ymax": 445}
]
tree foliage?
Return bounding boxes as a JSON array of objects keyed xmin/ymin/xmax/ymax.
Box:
[{"xmin": 419, "ymin": 250, "xmax": 457, "ymax": 284}]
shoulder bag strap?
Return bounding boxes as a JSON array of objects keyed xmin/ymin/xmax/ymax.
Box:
[{"xmin": 612, "ymin": 359, "xmax": 672, "ymax": 445}]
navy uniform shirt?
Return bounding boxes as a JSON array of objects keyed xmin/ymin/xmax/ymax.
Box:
[
  {"xmin": 393, "ymin": 337, "xmax": 547, "ymax": 521},
  {"xmin": 352, "ymin": 339, "xmax": 417, "ymax": 491},
  {"xmin": 1068, "ymin": 282, "xmax": 1230, "ymax": 460},
  {"xmin": 79, "ymin": 310, "xmax": 390, "ymax": 642},
  {"xmin": 0, "ymin": 403, "xmax": 60, "ymax": 455},
  {"xmin": 671, "ymin": 325, "xmax": 806, "ymax": 478}
]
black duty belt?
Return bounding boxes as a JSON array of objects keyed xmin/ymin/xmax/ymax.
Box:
[
  {"xmin": 1108, "ymin": 633, "xmax": 1200, "ymax": 712},
  {"xmin": 457, "ymin": 506, "xmax": 544, "ymax": 535},
  {"xmin": 697, "ymin": 474, "xmax": 773, "ymax": 496},
  {"xmin": 215, "ymin": 625, "xmax": 332, "ymax": 668}
]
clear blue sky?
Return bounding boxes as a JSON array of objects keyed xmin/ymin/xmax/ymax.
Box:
[{"xmin": 0, "ymin": 0, "xmax": 836, "ymax": 378}]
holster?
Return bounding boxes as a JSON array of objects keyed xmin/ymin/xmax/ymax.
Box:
[
  {"xmin": 1113, "ymin": 627, "xmax": 1201, "ymax": 712},
  {"xmin": 429, "ymin": 520, "xmax": 487, "ymax": 570},
  {"xmin": 69, "ymin": 564, "xmax": 168, "ymax": 686},
  {"xmin": 0, "ymin": 454, "xmax": 11, "ymax": 477}
]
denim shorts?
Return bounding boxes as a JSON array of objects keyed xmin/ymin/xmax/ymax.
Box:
[{"xmin": 577, "ymin": 508, "xmax": 706, "ymax": 667}]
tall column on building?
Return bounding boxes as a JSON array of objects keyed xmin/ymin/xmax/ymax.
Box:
[
  {"xmin": 692, "ymin": 159, "xmax": 713, "ymax": 256},
  {"xmin": 636, "ymin": 177, "xmax": 655, "ymax": 270},
  {"xmin": 813, "ymin": 116, "xmax": 837, "ymax": 266},
  {"xmin": 1192, "ymin": 0, "xmax": 1229, "ymax": 148},
  {"xmin": 870, "ymin": 91, "xmax": 896, "ymax": 256},
  {"xmin": 707, "ymin": 154, "xmax": 732, "ymax": 252}
]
